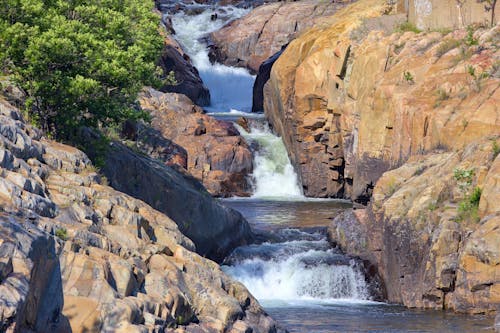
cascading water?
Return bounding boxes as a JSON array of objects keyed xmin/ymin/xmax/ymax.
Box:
[
  {"xmin": 170, "ymin": 5, "xmax": 303, "ymax": 198},
  {"xmin": 222, "ymin": 229, "xmax": 370, "ymax": 303},
  {"xmin": 236, "ymin": 124, "xmax": 303, "ymax": 198},
  {"xmin": 170, "ymin": 5, "xmax": 255, "ymax": 114},
  {"xmin": 163, "ymin": 4, "xmax": 495, "ymax": 332}
]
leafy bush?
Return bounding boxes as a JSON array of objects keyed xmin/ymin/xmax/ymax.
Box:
[
  {"xmin": 0, "ymin": 0, "xmax": 163, "ymax": 140},
  {"xmin": 55, "ymin": 227, "xmax": 68, "ymax": 241}
]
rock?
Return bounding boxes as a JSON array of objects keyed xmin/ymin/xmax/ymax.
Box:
[
  {"xmin": 252, "ymin": 48, "xmax": 285, "ymax": 113},
  {"xmin": 0, "ymin": 216, "xmax": 69, "ymax": 332},
  {"xmin": 139, "ymin": 88, "xmax": 253, "ymax": 197},
  {"xmin": 407, "ymin": 0, "xmax": 500, "ymax": 30},
  {"xmin": 329, "ymin": 139, "xmax": 500, "ymax": 313},
  {"xmin": 208, "ymin": 0, "xmax": 350, "ymax": 73},
  {"xmin": 159, "ymin": 34, "xmax": 210, "ymax": 106},
  {"xmin": 264, "ymin": 0, "xmax": 500, "ymax": 200},
  {"xmin": 0, "ymin": 97, "xmax": 282, "ymax": 332},
  {"xmin": 101, "ymin": 141, "xmax": 254, "ymax": 262}
]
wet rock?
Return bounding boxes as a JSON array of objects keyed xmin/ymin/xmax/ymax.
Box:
[{"xmin": 159, "ymin": 34, "xmax": 210, "ymax": 106}]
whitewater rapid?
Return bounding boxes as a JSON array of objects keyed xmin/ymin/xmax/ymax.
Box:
[{"xmin": 170, "ymin": 5, "xmax": 303, "ymax": 199}]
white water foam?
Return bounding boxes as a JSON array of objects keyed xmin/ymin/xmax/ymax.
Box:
[
  {"xmin": 236, "ymin": 124, "xmax": 303, "ymax": 199},
  {"xmin": 171, "ymin": 6, "xmax": 255, "ymax": 113},
  {"xmin": 222, "ymin": 245, "xmax": 370, "ymax": 303}
]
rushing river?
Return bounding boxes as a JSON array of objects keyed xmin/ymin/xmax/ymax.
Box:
[{"xmin": 165, "ymin": 2, "xmax": 496, "ymax": 332}]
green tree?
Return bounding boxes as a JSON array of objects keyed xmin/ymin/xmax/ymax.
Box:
[{"xmin": 0, "ymin": 0, "xmax": 163, "ymax": 140}]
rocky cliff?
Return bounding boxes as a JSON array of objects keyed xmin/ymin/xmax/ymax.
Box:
[
  {"xmin": 264, "ymin": 0, "xmax": 499, "ymax": 200},
  {"xmin": 329, "ymin": 139, "xmax": 500, "ymax": 313},
  {"xmin": 0, "ymin": 98, "xmax": 282, "ymax": 332},
  {"xmin": 208, "ymin": 0, "xmax": 354, "ymax": 73}
]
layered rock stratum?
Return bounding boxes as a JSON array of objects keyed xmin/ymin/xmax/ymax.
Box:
[{"xmin": 0, "ymin": 98, "xmax": 282, "ymax": 332}]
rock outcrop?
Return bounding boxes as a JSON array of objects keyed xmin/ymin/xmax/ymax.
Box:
[
  {"xmin": 0, "ymin": 98, "xmax": 282, "ymax": 332},
  {"xmin": 208, "ymin": 0, "xmax": 352, "ymax": 73},
  {"xmin": 329, "ymin": 139, "xmax": 500, "ymax": 314},
  {"xmin": 264, "ymin": 0, "xmax": 500, "ymax": 200},
  {"xmin": 159, "ymin": 34, "xmax": 210, "ymax": 106},
  {"xmin": 139, "ymin": 88, "xmax": 254, "ymax": 197},
  {"xmin": 406, "ymin": 0, "xmax": 500, "ymax": 30}
]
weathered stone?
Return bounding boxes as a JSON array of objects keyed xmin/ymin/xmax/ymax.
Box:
[
  {"xmin": 139, "ymin": 88, "xmax": 253, "ymax": 197},
  {"xmin": 159, "ymin": 34, "xmax": 210, "ymax": 106},
  {"xmin": 208, "ymin": 0, "xmax": 351, "ymax": 73},
  {"xmin": 264, "ymin": 0, "xmax": 500, "ymax": 200},
  {"xmin": 102, "ymin": 141, "xmax": 254, "ymax": 262}
]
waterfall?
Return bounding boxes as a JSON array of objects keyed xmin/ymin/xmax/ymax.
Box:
[
  {"xmin": 236, "ymin": 124, "xmax": 303, "ymax": 198},
  {"xmin": 170, "ymin": 6, "xmax": 303, "ymax": 199},
  {"xmin": 222, "ymin": 229, "xmax": 371, "ymax": 304},
  {"xmin": 170, "ymin": 5, "xmax": 255, "ymax": 114}
]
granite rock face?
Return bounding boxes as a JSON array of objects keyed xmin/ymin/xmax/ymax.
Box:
[
  {"xmin": 0, "ymin": 98, "xmax": 282, "ymax": 333},
  {"xmin": 264, "ymin": 0, "xmax": 500, "ymax": 200},
  {"xmin": 208, "ymin": 0, "xmax": 353, "ymax": 73},
  {"xmin": 139, "ymin": 88, "xmax": 254, "ymax": 197},
  {"xmin": 330, "ymin": 140, "xmax": 500, "ymax": 314}
]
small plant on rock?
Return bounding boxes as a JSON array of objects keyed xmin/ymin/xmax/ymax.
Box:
[
  {"xmin": 403, "ymin": 71, "xmax": 415, "ymax": 84},
  {"xmin": 453, "ymin": 168, "xmax": 481, "ymax": 223},
  {"xmin": 492, "ymin": 140, "xmax": 500, "ymax": 159},
  {"xmin": 55, "ymin": 228, "xmax": 68, "ymax": 241},
  {"xmin": 464, "ymin": 25, "xmax": 479, "ymax": 46},
  {"xmin": 395, "ymin": 22, "xmax": 422, "ymax": 34}
]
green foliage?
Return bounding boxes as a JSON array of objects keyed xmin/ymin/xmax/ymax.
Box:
[
  {"xmin": 493, "ymin": 140, "xmax": 500, "ymax": 159},
  {"xmin": 395, "ymin": 22, "xmax": 422, "ymax": 34},
  {"xmin": 55, "ymin": 227, "xmax": 68, "ymax": 241},
  {"xmin": 403, "ymin": 71, "xmax": 414, "ymax": 84},
  {"xmin": 453, "ymin": 168, "xmax": 481, "ymax": 223},
  {"xmin": 0, "ymin": 0, "xmax": 163, "ymax": 140},
  {"xmin": 465, "ymin": 25, "xmax": 479, "ymax": 46},
  {"xmin": 453, "ymin": 168, "xmax": 475, "ymax": 193}
]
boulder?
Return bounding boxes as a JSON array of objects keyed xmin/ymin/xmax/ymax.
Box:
[
  {"xmin": 140, "ymin": 88, "xmax": 253, "ymax": 197},
  {"xmin": 208, "ymin": 0, "xmax": 351, "ymax": 73},
  {"xmin": 159, "ymin": 34, "xmax": 210, "ymax": 106},
  {"xmin": 101, "ymin": 141, "xmax": 254, "ymax": 262}
]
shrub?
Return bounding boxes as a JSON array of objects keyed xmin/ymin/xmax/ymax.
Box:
[
  {"xmin": 403, "ymin": 71, "xmax": 415, "ymax": 84},
  {"xmin": 395, "ymin": 22, "xmax": 422, "ymax": 34},
  {"xmin": 493, "ymin": 140, "xmax": 500, "ymax": 159},
  {"xmin": 55, "ymin": 227, "xmax": 68, "ymax": 241},
  {"xmin": 0, "ymin": 0, "xmax": 164, "ymax": 141}
]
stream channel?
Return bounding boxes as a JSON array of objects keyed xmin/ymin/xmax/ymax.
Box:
[{"xmin": 162, "ymin": 2, "xmax": 495, "ymax": 332}]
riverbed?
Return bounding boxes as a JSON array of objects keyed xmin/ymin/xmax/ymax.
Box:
[{"xmin": 165, "ymin": 3, "xmax": 496, "ymax": 332}]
